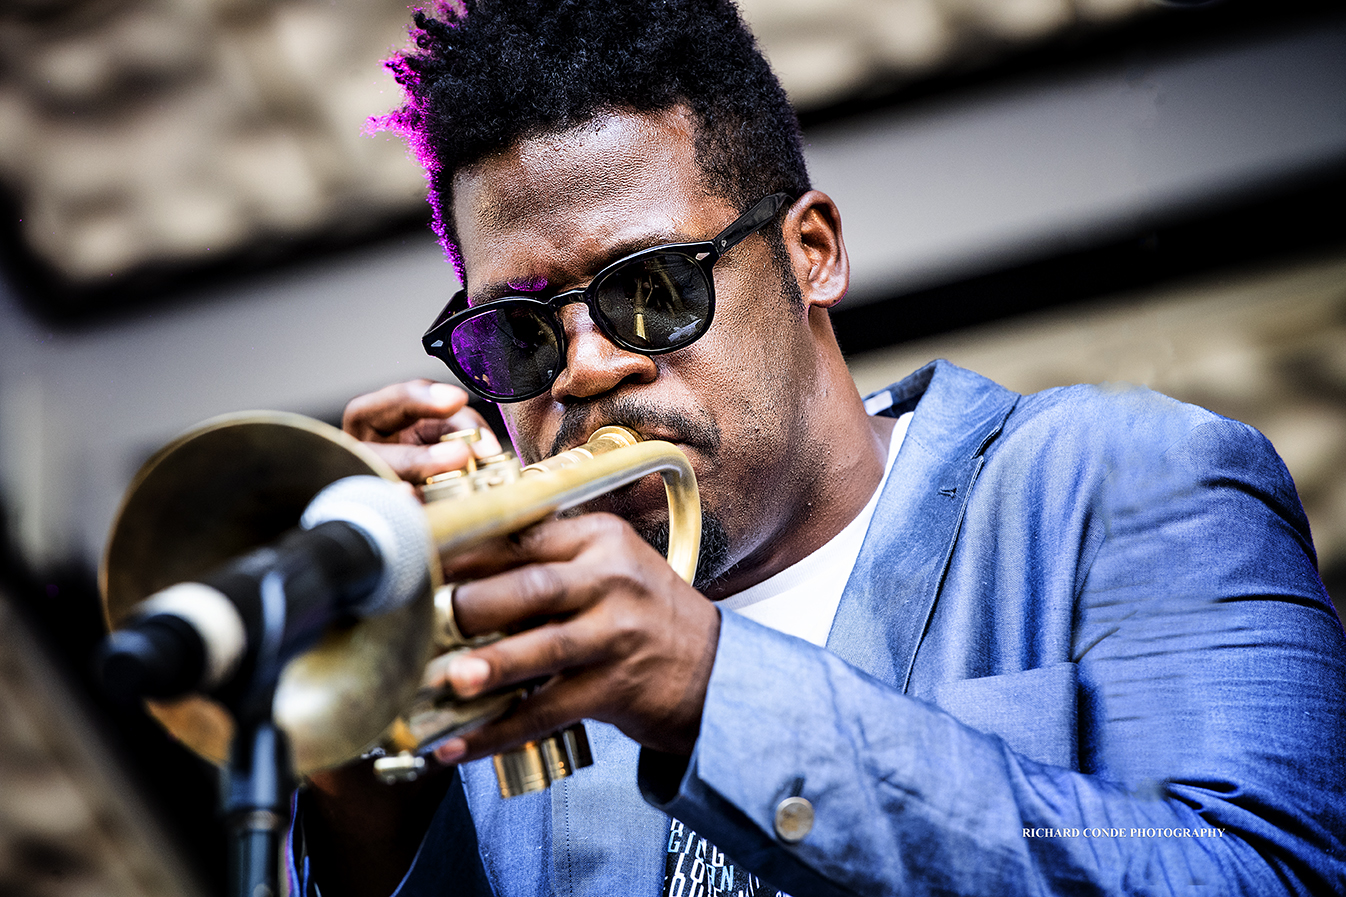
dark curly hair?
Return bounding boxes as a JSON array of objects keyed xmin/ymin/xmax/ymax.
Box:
[{"xmin": 376, "ymin": 0, "xmax": 811, "ymax": 281}]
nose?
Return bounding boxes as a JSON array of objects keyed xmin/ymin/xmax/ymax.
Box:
[{"xmin": 549, "ymin": 303, "xmax": 657, "ymax": 401}]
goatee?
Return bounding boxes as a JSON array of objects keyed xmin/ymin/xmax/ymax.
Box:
[{"xmin": 642, "ymin": 511, "xmax": 732, "ymax": 593}]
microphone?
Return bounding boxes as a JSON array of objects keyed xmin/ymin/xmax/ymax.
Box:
[{"xmin": 97, "ymin": 476, "xmax": 429, "ymax": 705}]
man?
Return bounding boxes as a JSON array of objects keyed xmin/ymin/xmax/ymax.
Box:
[{"xmin": 296, "ymin": 1, "xmax": 1346, "ymax": 895}]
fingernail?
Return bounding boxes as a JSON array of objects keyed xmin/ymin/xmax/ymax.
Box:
[
  {"xmin": 427, "ymin": 383, "xmax": 462, "ymax": 408},
  {"xmin": 448, "ymin": 655, "xmax": 490, "ymax": 697},
  {"xmin": 434, "ymin": 738, "xmax": 467, "ymax": 764},
  {"xmin": 474, "ymin": 430, "xmax": 503, "ymax": 457}
]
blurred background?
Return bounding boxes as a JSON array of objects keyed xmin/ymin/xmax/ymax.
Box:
[{"xmin": 1, "ymin": 0, "xmax": 1344, "ymax": 893}]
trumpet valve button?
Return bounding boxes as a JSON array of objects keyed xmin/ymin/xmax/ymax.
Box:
[{"xmin": 439, "ymin": 428, "xmax": 483, "ymax": 474}]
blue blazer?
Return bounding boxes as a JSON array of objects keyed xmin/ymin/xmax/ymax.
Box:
[{"xmin": 363, "ymin": 360, "xmax": 1346, "ymax": 897}]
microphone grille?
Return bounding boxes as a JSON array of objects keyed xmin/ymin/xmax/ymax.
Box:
[{"xmin": 301, "ymin": 476, "xmax": 430, "ymax": 616}]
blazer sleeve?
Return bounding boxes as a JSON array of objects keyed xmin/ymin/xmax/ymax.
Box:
[{"xmin": 640, "ymin": 417, "xmax": 1346, "ymax": 896}]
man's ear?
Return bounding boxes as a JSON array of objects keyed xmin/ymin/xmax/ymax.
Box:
[{"xmin": 782, "ymin": 190, "xmax": 849, "ymax": 311}]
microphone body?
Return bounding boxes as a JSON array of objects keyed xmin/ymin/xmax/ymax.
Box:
[{"xmin": 97, "ymin": 476, "xmax": 428, "ymax": 706}]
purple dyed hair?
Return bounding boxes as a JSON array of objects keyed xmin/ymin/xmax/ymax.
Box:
[{"xmin": 369, "ymin": 0, "xmax": 810, "ymax": 285}]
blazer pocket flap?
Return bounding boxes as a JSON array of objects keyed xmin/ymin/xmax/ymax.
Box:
[{"xmin": 929, "ymin": 662, "xmax": 1078, "ymax": 769}]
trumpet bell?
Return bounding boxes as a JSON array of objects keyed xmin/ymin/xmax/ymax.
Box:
[{"xmin": 100, "ymin": 411, "xmax": 436, "ymax": 774}]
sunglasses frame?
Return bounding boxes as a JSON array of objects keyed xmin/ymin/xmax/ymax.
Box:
[{"xmin": 423, "ymin": 192, "xmax": 794, "ymax": 402}]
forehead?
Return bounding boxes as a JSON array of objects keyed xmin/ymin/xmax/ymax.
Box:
[{"xmin": 449, "ymin": 108, "xmax": 731, "ymax": 289}]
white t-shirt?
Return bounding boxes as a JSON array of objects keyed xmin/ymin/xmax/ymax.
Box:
[{"xmin": 714, "ymin": 412, "xmax": 912, "ymax": 646}]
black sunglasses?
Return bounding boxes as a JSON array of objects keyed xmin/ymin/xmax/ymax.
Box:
[{"xmin": 422, "ymin": 192, "xmax": 793, "ymax": 402}]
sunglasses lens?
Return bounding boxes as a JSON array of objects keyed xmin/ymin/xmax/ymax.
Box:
[
  {"xmin": 593, "ymin": 253, "xmax": 710, "ymax": 350},
  {"xmin": 449, "ymin": 305, "xmax": 561, "ymax": 399}
]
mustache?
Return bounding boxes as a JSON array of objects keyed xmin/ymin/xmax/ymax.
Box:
[{"xmin": 547, "ymin": 396, "xmax": 722, "ymax": 460}]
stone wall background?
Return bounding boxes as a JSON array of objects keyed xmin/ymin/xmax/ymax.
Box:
[{"xmin": 0, "ymin": 0, "xmax": 1155, "ymax": 295}]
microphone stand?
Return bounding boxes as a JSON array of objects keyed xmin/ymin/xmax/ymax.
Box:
[
  {"xmin": 223, "ymin": 714, "xmax": 291, "ymax": 897},
  {"xmin": 220, "ymin": 571, "xmax": 298, "ymax": 897}
]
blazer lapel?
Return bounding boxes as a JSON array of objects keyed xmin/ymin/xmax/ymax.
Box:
[{"xmin": 827, "ymin": 361, "xmax": 1018, "ymax": 693}]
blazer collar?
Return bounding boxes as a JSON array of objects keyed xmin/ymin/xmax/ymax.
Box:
[{"xmin": 826, "ymin": 360, "xmax": 1019, "ymax": 691}]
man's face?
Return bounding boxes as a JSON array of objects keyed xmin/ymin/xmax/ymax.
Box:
[{"xmin": 450, "ymin": 107, "xmax": 816, "ymax": 585}]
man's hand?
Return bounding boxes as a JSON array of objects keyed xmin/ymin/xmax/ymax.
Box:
[
  {"xmin": 342, "ymin": 379, "xmax": 502, "ymax": 484},
  {"xmin": 342, "ymin": 378, "xmax": 722, "ymax": 760},
  {"xmin": 426, "ymin": 512, "xmax": 721, "ymax": 763}
]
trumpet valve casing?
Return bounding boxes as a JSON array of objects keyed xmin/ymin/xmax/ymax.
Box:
[{"xmin": 383, "ymin": 428, "xmax": 598, "ymax": 797}]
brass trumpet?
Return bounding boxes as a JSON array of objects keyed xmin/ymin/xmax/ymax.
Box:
[{"xmin": 100, "ymin": 411, "xmax": 700, "ymax": 797}]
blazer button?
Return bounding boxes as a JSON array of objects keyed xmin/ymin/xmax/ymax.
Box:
[{"xmin": 773, "ymin": 796, "xmax": 814, "ymax": 843}]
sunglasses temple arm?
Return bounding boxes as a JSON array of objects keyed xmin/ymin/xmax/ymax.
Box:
[{"xmin": 711, "ymin": 193, "xmax": 792, "ymax": 256}]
